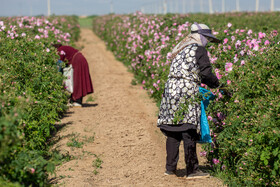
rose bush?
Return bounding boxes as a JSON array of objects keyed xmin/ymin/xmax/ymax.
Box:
[
  {"xmin": 0, "ymin": 16, "xmax": 80, "ymax": 185},
  {"xmin": 93, "ymin": 12, "xmax": 280, "ymax": 186}
]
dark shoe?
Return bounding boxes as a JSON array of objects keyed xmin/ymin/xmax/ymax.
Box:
[
  {"xmin": 164, "ymin": 170, "xmax": 176, "ymax": 176},
  {"xmin": 186, "ymin": 170, "xmax": 210, "ymax": 179}
]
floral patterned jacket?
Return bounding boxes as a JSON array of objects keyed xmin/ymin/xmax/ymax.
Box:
[{"xmin": 157, "ymin": 44, "xmax": 219, "ymax": 129}]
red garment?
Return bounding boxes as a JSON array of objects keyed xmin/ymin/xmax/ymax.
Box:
[{"xmin": 57, "ymin": 46, "xmax": 93, "ymax": 100}]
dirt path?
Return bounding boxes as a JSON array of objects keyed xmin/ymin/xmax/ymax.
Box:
[{"xmin": 50, "ymin": 28, "xmax": 224, "ymax": 187}]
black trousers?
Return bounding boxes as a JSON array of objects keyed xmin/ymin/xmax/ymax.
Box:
[{"xmin": 163, "ymin": 129, "xmax": 199, "ymax": 176}]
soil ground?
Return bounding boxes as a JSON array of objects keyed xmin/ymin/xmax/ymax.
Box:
[{"xmin": 49, "ymin": 28, "xmax": 224, "ymax": 187}]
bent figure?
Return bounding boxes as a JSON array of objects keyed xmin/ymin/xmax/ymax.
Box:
[{"xmin": 53, "ymin": 44, "xmax": 94, "ymax": 106}]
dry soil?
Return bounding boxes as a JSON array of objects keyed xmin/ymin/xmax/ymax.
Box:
[{"xmin": 49, "ymin": 28, "xmax": 224, "ymax": 187}]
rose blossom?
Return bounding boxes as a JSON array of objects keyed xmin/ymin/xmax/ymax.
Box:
[
  {"xmin": 30, "ymin": 168, "xmax": 35, "ymax": 174},
  {"xmin": 225, "ymin": 62, "xmax": 233, "ymax": 72},
  {"xmin": 213, "ymin": 158, "xmax": 220, "ymax": 165},
  {"xmin": 264, "ymin": 40, "xmax": 270, "ymax": 45},
  {"xmin": 223, "ymin": 38, "xmax": 228, "ymax": 44}
]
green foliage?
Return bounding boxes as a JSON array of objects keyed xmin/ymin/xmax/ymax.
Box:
[
  {"xmin": 48, "ymin": 149, "xmax": 75, "ymax": 166},
  {"xmin": 66, "ymin": 133, "xmax": 84, "ymax": 148},
  {"xmin": 173, "ymin": 94, "xmax": 202, "ymax": 125},
  {"xmin": 92, "ymin": 154, "xmax": 103, "ymax": 175},
  {"xmin": 0, "ymin": 93, "xmax": 24, "ymax": 163},
  {"xmin": 93, "ymin": 12, "xmax": 280, "ymax": 186},
  {"xmin": 0, "ymin": 15, "xmax": 80, "ymax": 185},
  {"xmin": 83, "ymin": 134, "xmax": 95, "ymax": 143},
  {"xmin": 85, "ymin": 95, "xmax": 95, "ymax": 103},
  {"xmin": 0, "ymin": 177, "xmax": 21, "ymax": 187},
  {"xmin": 78, "ymin": 17, "xmax": 94, "ymax": 28},
  {"xmin": 131, "ymin": 79, "xmax": 138, "ymax": 85},
  {"xmin": 2, "ymin": 150, "xmax": 55, "ymax": 187},
  {"xmin": 204, "ymin": 45, "xmax": 280, "ymax": 186}
]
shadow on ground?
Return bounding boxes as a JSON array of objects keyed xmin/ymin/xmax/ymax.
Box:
[
  {"xmin": 175, "ymin": 169, "xmax": 187, "ymax": 177},
  {"xmin": 54, "ymin": 121, "xmax": 73, "ymax": 132},
  {"xmin": 174, "ymin": 164, "xmax": 213, "ymax": 178},
  {"xmin": 82, "ymin": 103, "xmax": 98, "ymax": 108},
  {"xmin": 48, "ymin": 121, "xmax": 74, "ymax": 146},
  {"xmin": 62, "ymin": 111, "xmax": 74, "ymax": 117}
]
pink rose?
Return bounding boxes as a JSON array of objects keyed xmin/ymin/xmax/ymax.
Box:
[
  {"xmin": 200, "ymin": 151, "xmax": 207, "ymax": 157},
  {"xmin": 264, "ymin": 40, "xmax": 270, "ymax": 45},
  {"xmin": 223, "ymin": 38, "xmax": 228, "ymax": 44},
  {"xmin": 235, "ymin": 40, "xmax": 241, "ymax": 49},
  {"xmin": 258, "ymin": 32, "xmax": 266, "ymax": 39},
  {"xmin": 253, "ymin": 44, "xmax": 259, "ymax": 51},
  {"xmin": 30, "ymin": 168, "xmax": 35, "ymax": 174},
  {"xmin": 213, "ymin": 158, "xmax": 220, "ymax": 165},
  {"xmin": 247, "ymin": 29, "xmax": 253, "ymax": 35},
  {"xmin": 225, "ymin": 62, "xmax": 233, "ymax": 72},
  {"xmin": 215, "ymin": 69, "xmax": 222, "ymax": 79},
  {"xmin": 60, "ymin": 50, "xmax": 66, "ymax": 55}
]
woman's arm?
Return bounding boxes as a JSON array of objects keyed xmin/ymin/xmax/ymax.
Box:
[{"xmin": 196, "ymin": 46, "xmax": 219, "ymax": 88}]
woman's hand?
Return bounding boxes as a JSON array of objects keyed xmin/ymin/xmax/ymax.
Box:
[{"xmin": 218, "ymin": 83, "xmax": 232, "ymax": 97}]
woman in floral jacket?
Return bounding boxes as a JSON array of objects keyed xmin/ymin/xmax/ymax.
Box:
[{"xmin": 157, "ymin": 23, "xmax": 220, "ymax": 179}]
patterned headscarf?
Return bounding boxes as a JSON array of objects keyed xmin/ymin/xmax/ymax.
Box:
[{"xmin": 169, "ymin": 23, "xmax": 220, "ymax": 60}]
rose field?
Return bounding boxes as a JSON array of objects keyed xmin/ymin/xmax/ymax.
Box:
[
  {"xmin": 93, "ymin": 12, "xmax": 280, "ymax": 186},
  {"xmin": 0, "ymin": 16, "xmax": 80, "ymax": 186},
  {"xmin": 0, "ymin": 11, "xmax": 280, "ymax": 186}
]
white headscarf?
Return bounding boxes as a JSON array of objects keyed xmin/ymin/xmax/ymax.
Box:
[{"xmin": 170, "ymin": 23, "xmax": 214, "ymax": 60}]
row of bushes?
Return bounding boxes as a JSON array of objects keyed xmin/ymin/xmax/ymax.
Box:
[
  {"xmin": 0, "ymin": 16, "xmax": 80, "ymax": 186},
  {"xmin": 92, "ymin": 12, "xmax": 280, "ymax": 186}
]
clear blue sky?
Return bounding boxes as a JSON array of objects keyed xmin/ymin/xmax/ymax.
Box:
[{"xmin": 0, "ymin": 0, "xmax": 279, "ymax": 17}]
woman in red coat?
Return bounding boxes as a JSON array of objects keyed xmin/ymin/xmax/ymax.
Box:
[{"xmin": 53, "ymin": 44, "xmax": 94, "ymax": 107}]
